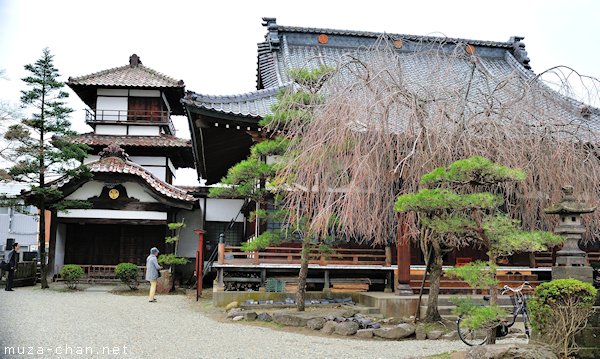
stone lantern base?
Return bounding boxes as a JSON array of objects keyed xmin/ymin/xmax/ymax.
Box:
[{"xmin": 552, "ymin": 265, "xmax": 593, "ymax": 284}]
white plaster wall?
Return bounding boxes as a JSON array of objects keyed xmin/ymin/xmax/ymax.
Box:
[
  {"xmin": 65, "ymin": 181, "xmax": 159, "ymax": 202},
  {"xmin": 58, "ymin": 209, "xmax": 167, "ymax": 220},
  {"xmin": 205, "ymin": 199, "xmax": 245, "ymax": 222},
  {"xmin": 96, "ymin": 97, "xmax": 128, "ymax": 121},
  {"xmin": 176, "ymin": 208, "xmax": 203, "ymax": 258},
  {"xmin": 145, "ymin": 167, "xmax": 166, "ymax": 181},
  {"xmin": 123, "ymin": 182, "xmax": 160, "ymax": 202},
  {"xmin": 167, "ymin": 159, "xmax": 176, "ymax": 176},
  {"xmin": 95, "ymin": 125, "xmax": 128, "ymax": 135},
  {"xmin": 97, "ymin": 89, "xmax": 128, "ymax": 96},
  {"xmin": 54, "ymin": 223, "xmax": 66, "ymax": 274},
  {"xmin": 65, "ymin": 181, "xmax": 104, "ymax": 200},
  {"xmin": 129, "ymin": 89, "xmax": 160, "ymax": 97},
  {"xmin": 128, "ymin": 126, "xmax": 160, "ymax": 136},
  {"xmin": 129, "ymin": 156, "xmax": 166, "ymax": 166}
]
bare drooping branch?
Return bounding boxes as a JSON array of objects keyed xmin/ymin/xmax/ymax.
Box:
[{"xmin": 273, "ymin": 36, "xmax": 600, "ymax": 246}]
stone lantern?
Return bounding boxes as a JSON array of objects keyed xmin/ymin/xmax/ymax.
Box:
[{"xmin": 544, "ymin": 185, "xmax": 596, "ymax": 283}]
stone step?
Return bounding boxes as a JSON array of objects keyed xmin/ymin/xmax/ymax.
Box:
[{"xmin": 352, "ymin": 305, "xmax": 381, "ymax": 315}]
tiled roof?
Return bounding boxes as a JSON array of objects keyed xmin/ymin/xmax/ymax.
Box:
[
  {"xmin": 68, "ymin": 55, "xmax": 184, "ymax": 88},
  {"xmin": 50, "ymin": 156, "xmax": 196, "ymax": 203},
  {"xmin": 251, "ymin": 19, "xmax": 600, "ymax": 134},
  {"xmin": 63, "ymin": 133, "xmax": 191, "ymax": 148},
  {"xmin": 182, "ymin": 87, "xmax": 280, "ymax": 119}
]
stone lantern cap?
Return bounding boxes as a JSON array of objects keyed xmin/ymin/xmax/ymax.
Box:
[{"xmin": 544, "ymin": 185, "xmax": 596, "ymax": 215}]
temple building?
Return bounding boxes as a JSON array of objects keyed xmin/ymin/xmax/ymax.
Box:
[
  {"xmin": 47, "ymin": 55, "xmax": 201, "ymax": 276},
  {"xmin": 181, "ymin": 18, "xmax": 600, "ymax": 293}
]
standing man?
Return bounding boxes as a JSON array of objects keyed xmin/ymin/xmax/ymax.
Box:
[
  {"xmin": 145, "ymin": 247, "xmax": 161, "ymax": 302},
  {"xmin": 5, "ymin": 242, "xmax": 20, "ymax": 291}
]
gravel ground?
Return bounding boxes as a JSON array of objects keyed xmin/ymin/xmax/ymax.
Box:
[{"xmin": 0, "ymin": 286, "xmax": 469, "ymax": 359}]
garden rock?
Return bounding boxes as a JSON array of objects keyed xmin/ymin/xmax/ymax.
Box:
[
  {"xmin": 335, "ymin": 321, "xmax": 359, "ymax": 336},
  {"xmin": 321, "ymin": 321, "xmax": 338, "ymax": 334},
  {"xmin": 356, "ymin": 329, "xmax": 374, "ymax": 338},
  {"xmin": 442, "ymin": 331, "xmax": 459, "ymax": 340},
  {"xmin": 232, "ymin": 316, "xmax": 244, "ymax": 321},
  {"xmin": 374, "ymin": 323, "xmax": 415, "ymax": 340},
  {"xmin": 465, "ymin": 343, "xmax": 558, "ymax": 359},
  {"xmin": 273, "ymin": 313, "xmax": 309, "ymax": 327},
  {"xmin": 415, "ymin": 324, "xmax": 427, "ymax": 340},
  {"xmin": 307, "ymin": 318, "xmax": 326, "ymax": 330},
  {"xmin": 226, "ymin": 309, "xmax": 244, "ymax": 319},
  {"xmin": 427, "ymin": 330, "xmax": 444, "ymax": 340},
  {"xmin": 257, "ymin": 313, "xmax": 272, "ymax": 322},
  {"xmin": 225, "ymin": 301, "xmax": 239, "ymax": 311},
  {"xmin": 244, "ymin": 312, "xmax": 257, "ymax": 321}
]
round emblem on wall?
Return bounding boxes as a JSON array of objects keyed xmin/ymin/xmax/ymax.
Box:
[{"xmin": 108, "ymin": 188, "xmax": 120, "ymax": 199}]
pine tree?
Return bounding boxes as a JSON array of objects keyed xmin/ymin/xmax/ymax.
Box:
[
  {"xmin": 210, "ymin": 66, "xmax": 333, "ymax": 311},
  {"xmin": 395, "ymin": 156, "xmax": 563, "ymax": 343},
  {"xmin": 4, "ymin": 48, "xmax": 91, "ymax": 288}
]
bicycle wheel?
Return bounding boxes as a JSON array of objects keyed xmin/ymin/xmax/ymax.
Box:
[{"xmin": 457, "ymin": 315, "xmax": 488, "ymax": 346}]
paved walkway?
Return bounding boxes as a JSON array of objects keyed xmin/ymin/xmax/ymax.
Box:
[{"xmin": 0, "ymin": 287, "xmax": 467, "ymax": 359}]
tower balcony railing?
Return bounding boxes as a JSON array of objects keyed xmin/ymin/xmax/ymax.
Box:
[{"xmin": 85, "ymin": 109, "xmax": 175, "ymax": 134}]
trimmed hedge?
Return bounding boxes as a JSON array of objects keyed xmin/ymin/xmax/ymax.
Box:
[{"xmin": 115, "ymin": 263, "xmax": 139, "ymax": 290}]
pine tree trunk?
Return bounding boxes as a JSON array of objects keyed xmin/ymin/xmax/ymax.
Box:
[
  {"xmin": 424, "ymin": 241, "xmax": 443, "ymax": 322},
  {"xmin": 486, "ymin": 258, "xmax": 498, "ymax": 344},
  {"xmin": 39, "ymin": 201, "xmax": 48, "ymax": 289},
  {"xmin": 295, "ymin": 237, "xmax": 310, "ymax": 312}
]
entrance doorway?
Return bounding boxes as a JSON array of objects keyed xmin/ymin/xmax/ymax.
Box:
[{"xmin": 64, "ymin": 223, "xmax": 166, "ymax": 265}]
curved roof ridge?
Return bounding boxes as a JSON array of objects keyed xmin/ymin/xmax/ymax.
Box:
[
  {"xmin": 50, "ymin": 156, "xmax": 196, "ymax": 202},
  {"xmin": 63, "ymin": 133, "xmax": 191, "ymax": 147},
  {"xmin": 185, "ymin": 85, "xmax": 285, "ymax": 103},
  {"xmin": 68, "ymin": 63, "xmax": 184, "ymax": 88},
  {"xmin": 276, "ymin": 25, "xmax": 515, "ymax": 49}
]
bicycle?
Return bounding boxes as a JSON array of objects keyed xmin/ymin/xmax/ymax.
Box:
[{"xmin": 456, "ymin": 282, "xmax": 533, "ymax": 346}]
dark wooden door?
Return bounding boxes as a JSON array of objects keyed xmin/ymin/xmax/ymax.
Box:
[
  {"xmin": 128, "ymin": 97, "xmax": 162, "ymax": 122},
  {"xmin": 65, "ymin": 223, "xmax": 166, "ymax": 265}
]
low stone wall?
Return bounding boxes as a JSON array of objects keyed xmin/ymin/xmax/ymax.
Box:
[{"xmin": 212, "ymin": 290, "xmax": 361, "ymax": 307}]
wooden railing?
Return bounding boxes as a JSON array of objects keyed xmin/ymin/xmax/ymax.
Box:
[
  {"xmin": 85, "ymin": 109, "xmax": 175, "ymax": 134},
  {"xmin": 55, "ymin": 264, "xmax": 146, "ymax": 282},
  {"xmin": 218, "ymin": 245, "xmax": 389, "ymax": 266}
]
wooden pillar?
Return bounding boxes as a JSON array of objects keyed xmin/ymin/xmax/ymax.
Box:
[
  {"xmin": 218, "ymin": 233, "xmax": 225, "ymax": 265},
  {"xmin": 385, "ymin": 245, "xmax": 392, "ymax": 267},
  {"xmin": 194, "ymin": 229, "xmax": 206, "ymax": 301},
  {"xmin": 396, "ymin": 214, "xmax": 413, "ymax": 295},
  {"xmin": 323, "ymin": 270, "xmax": 330, "ymax": 292}
]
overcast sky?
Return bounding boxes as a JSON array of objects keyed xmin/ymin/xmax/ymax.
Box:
[{"xmin": 1, "ymin": 0, "xmax": 599, "ymax": 184}]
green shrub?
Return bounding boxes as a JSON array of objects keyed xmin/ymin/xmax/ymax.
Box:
[
  {"xmin": 115, "ymin": 263, "xmax": 139, "ymax": 290},
  {"xmin": 451, "ymin": 296, "xmax": 506, "ymax": 330},
  {"xmin": 529, "ymin": 279, "xmax": 597, "ymax": 358},
  {"xmin": 61, "ymin": 264, "xmax": 84, "ymax": 290},
  {"xmin": 157, "ymin": 253, "xmax": 189, "ymax": 266}
]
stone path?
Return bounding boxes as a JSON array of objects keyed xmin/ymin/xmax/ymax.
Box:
[{"xmin": 0, "ymin": 287, "xmax": 468, "ymax": 358}]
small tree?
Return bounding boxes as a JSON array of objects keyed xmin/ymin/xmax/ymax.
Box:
[
  {"xmin": 159, "ymin": 220, "xmax": 190, "ymax": 269},
  {"xmin": 395, "ymin": 156, "xmax": 563, "ymax": 343},
  {"xmin": 4, "ymin": 48, "xmax": 91, "ymax": 288},
  {"xmin": 529, "ymin": 279, "xmax": 597, "ymax": 358}
]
